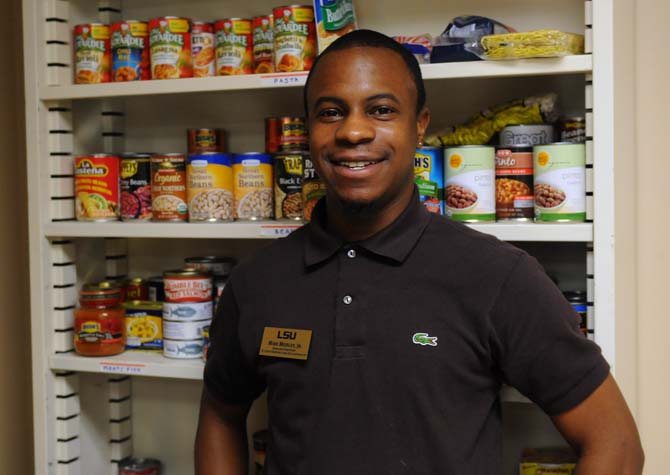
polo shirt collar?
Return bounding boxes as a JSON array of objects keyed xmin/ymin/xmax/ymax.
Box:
[{"xmin": 304, "ymin": 188, "xmax": 431, "ymax": 267}]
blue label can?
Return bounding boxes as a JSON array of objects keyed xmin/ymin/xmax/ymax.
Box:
[{"xmin": 414, "ymin": 146, "xmax": 444, "ymax": 214}]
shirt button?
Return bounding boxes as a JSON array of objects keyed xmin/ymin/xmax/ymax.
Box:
[
  {"xmin": 347, "ymin": 249, "xmax": 357, "ymax": 259},
  {"xmin": 343, "ymin": 295, "xmax": 353, "ymax": 305}
]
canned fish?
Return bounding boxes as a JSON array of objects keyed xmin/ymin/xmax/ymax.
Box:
[
  {"xmin": 274, "ymin": 152, "xmax": 304, "ymax": 220},
  {"xmin": 253, "ymin": 15, "xmax": 274, "ymax": 73},
  {"xmin": 215, "ymin": 18, "xmax": 253, "ymax": 75},
  {"xmin": 559, "ymin": 117, "xmax": 586, "ymax": 144},
  {"xmin": 149, "ymin": 17, "xmax": 192, "ymax": 79},
  {"xmin": 273, "ymin": 5, "xmax": 317, "ymax": 72},
  {"xmin": 187, "ymin": 128, "xmax": 226, "ymax": 154},
  {"xmin": 278, "ymin": 117, "xmax": 308, "ymax": 152},
  {"xmin": 151, "ymin": 154, "xmax": 188, "ymax": 222},
  {"xmin": 121, "ymin": 153, "xmax": 152, "ymax": 221},
  {"xmin": 119, "ymin": 457, "xmax": 162, "ymax": 475},
  {"xmin": 302, "ymin": 155, "xmax": 326, "ymax": 221},
  {"xmin": 163, "ymin": 319, "xmax": 211, "ymax": 340},
  {"xmin": 265, "ymin": 117, "xmax": 281, "ymax": 153},
  {"xmin": 163, "ymin": 338, "xmax": 204, "ymax": 359},
  {"xmin": 163, "ymin": 301, "xmax": 213, "ymax": 321},
  {"xmin": 191, "ymin": 21, "xmax": 215, "ymax": 77},
  {"xmin": 74, "ymin": 23, "xmax": 111, "ymax": 84},
  {"xmin": 495, "ymin": 145, "xmax": 534, "ymax": 221},
  {"xmin": 500, "ymin": 124, "xmax": 555, "ymax": 147},
  {"xmin": 444, "ymin": 146, "xmax": 495, "ymax": 222},
  {"xmin": 184, "ymin": 256, "xmax": 235, "ymax": 276},
  {"xmin": 111, "ymin": 20, "xmax": 149, "ymax": 81},
  {"xmin": 164, "ymin": 269, "xmax": 212, "ymax": 303},
  {"xmin": 533, "ymin": 143, "xmax": 586, "ymax": 223},
  {"xmin": 147, "ymin": 276, "xmax": 165, "ymax": 302},
  {"xmin": 123, "ymin": 300, "xmax": 163, "ymax": 351},
  {"xmin": 125, "ymin": 277, "xmax": 149, "ymax": 301},
  {"xmin": 414, "ymin": 147, "xmax": 444, "ymax": 214},
  {"xmin": 187, "ymin": 153, "xmax": 234, "ymax": 222},
  {"xmin": 233, "ymin": 153, "xmax": 274, "ymax": 220},
  {"xmin": 75, "ymin": 154, "xmax": 120, "ymax": 222}
]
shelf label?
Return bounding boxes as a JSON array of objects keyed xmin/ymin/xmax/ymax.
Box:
[
  {"xmin": 259, "ymin": 224, "xmax": 302, "ymax": 237},
  {"xmin": 259, "ymin": 72, "xmax": 308, "ymax": 87},
  {"xmin": 99, "ymin": 361, "xmax": 146, "ymax": 375}
]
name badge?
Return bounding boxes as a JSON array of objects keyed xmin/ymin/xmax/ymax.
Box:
[{"xmin": 259, "ymin": 327, "xmax": 312, "ymax": 360}]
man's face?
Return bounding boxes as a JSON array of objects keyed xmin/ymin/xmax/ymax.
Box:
[{"xmin": 306, "ymin": 47, "xmax": 430, "ymax": 211}]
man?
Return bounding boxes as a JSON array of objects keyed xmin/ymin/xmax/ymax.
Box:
[{"xmin": 195, "ymin": 30, "xmax": 643, "ymax": 474}]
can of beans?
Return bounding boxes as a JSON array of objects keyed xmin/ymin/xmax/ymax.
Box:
[
  {"xmin": 273, "ymin": 5, "xmax": 317, "ymax": 72},
  {"xmin": 265, "ymin": 117, "xmax": 281, "ymax": 153},
  {"xmin": 125, "ymin": 277, "xmax": 149, "ymax": 301},
  {"xmin": 444, "ymin": 146, "xmax": 496, "ymax": 222},
  {"xmin": 119, "ymin": 457, "xmax": 162, "ymax": 474},
  {"xmin": 253, "ymin": 15, "xmax": 274, "ymax": 73},
  {"xmin": 187, "ymin": 128, "xmax": 226, "ymax": 154},
  {"xmin": 495, "ymin": 145, "xmax": 534, "ymax": 221},
  {"xmin": 191, "ymin": 21, "xmax": 216, "ymax": 77},
  {"xmin": 75, "ymin": 154, "xmax": 120, "ymax": 221},
  {"xmin": 302, "ymin": 155, "xmax": 326, "ymax": 221},
  {"xmin": 215, "ymin": 18, "xmax": 253, "ymax": 75},
  {"xmin": 120, "ymin": 153, "xmax": 152, "ymax": 221},
  {"xmin": 274, "ymin": 152, "xmax": 305, "ymax": 220},
  {"xmin": 147, "ymin": 276, "xmax": 165, "ymax": 302},
  {"xmin": 74, "ymin": 23, "xmax": 111, "ymax": 84},
  {"xmin": 187, "ymin": 153, "xmax": 234, "ymax": 222},
  {"xmin": 533, "ymin": 143, "xmax": 586, "ymax": 223},
  {"xmin": 500, "ymin": 124, "xmax": 555, "ymax": 147},
  {"xmin": 123, "ymin": 300, "xmax": 163, "ymax": 351},
  {"xmin": 279, "ymin": 117, "xmax": 308, "ymax": 152},
  {"xmin": 149, "ymin": 16, "xmax": 192, "ymax": 79},
  {"xmin": 151, "ymin": 154, "xmax": 188, "ymax": 222},
  {"xmin": 111, "ymin": 20, "xmax": 149, "ymax": 81},
  {"xmin": 558, "ymin": 117, "xmax": 586, "ymax": 144},
  {"xmin": 233, "ymin": 153, "xmax": 274, "ymax": 220},
  {"xmin": 414, "ymin": 146, "xmax": 444, "ymax": 215}
]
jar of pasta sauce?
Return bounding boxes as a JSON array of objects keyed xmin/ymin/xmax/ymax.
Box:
[{"xmin": 74, "ymin": 282, "xmax": 126, "ymax": 356}]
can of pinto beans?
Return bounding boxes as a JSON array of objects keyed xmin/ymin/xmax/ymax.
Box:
[
  {"xmin": 233, "ymin": 153, "xmax": 274, "ymax": 220},
  {"xmin": 495, "ymin": 145, "xmax": 534, "ymax": 221},
  {"xmin": 444, "ymin": 146, "xmax": 496, "ymax": 222}
]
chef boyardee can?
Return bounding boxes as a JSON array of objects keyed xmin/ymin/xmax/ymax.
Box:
[
  {"xmin": 495, "ymin": 145, "xmax": 534, "ymax": 221},
  {"xmin": 444, "ymin": 146, "xmax": 495, "ymax": 222},
  {"xmin": 533, "ymin": 143, "xmax": 586, "ymax": 223},
  {"xmin": 274, "ymin": 152, "xmax": 304, "ymax": 220},
  {"xmin": 414, "ymin": 147, "xmax": 444, "ymax": 215}
]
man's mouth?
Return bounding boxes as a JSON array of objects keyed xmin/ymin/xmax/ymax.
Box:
[{"xmin": 331, "ymin": 159, "xmax": 385, "ymax": 171}]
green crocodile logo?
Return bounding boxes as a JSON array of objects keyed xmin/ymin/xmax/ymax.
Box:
[{"xmin": 412, "ymin": 332, "xmax": 438, "ymax": 347}]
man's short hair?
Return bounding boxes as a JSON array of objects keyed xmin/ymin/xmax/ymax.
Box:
[{"xmin": 303, "ymin": 29, "xmax": 427, "ymax": 116}]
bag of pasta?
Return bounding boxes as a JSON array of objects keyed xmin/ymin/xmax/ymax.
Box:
[{"xmin": 466, "ymin": 30, "xmax": 584, "ymax": 60}]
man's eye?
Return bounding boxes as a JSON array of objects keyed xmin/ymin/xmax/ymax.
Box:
[
  {"xmin": 371, "ymin": 106, "xmax": 395, "ymax": 116},
  {"xmin": 318, "ymin": 108, "xmax": 342, "ymax": 119}
]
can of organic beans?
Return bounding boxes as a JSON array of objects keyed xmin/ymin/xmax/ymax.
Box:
[
  {"xmin": 414, "ymin": 146, "xmax": 444, "ymax": 215},
  {"xmin": 233, "ymin": 153, "xmax": 274, "ymax": 220},
  {"xmin": 274, "ymin": 152, "xmax": 305, "ymax": 220},
  {"xmin": 151, "ymin": 154, "xmax": 188, "ymax": 222},
  {"xmin": 444, "ymin": 146, "xmax": 495, "ymax": 222},
  {"xmin": 187, "ymin": 153, "xmax": 234, "ymax": 222},
  {"xmin": 495, "ymin": 145, "xmax": 534, "ymax": 221},
  {"xmin": 533, "ymin": 143, "xmax": 586, "ymax": 223}
]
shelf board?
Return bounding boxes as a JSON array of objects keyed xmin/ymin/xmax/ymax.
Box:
[
  {"xmin": 39, "ymin": 55, "xmax": 592, "ymax": 101},
  {"xmin": 45, "ymin": 220, "xmax": 593, "ymax": 242}
]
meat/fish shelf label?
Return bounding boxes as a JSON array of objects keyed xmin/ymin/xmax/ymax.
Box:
[{"xmin": 99, "ymin": 361, "xmax": 146, "ymax": 375}]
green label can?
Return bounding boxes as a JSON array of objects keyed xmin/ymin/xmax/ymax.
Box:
[
  {"xmin": 533, "ymin": 143, "xmax": 585, "ymax": 222},
  {"xmin": 444, "ymin": 146, "xmax": 495, "ymax": 222}
]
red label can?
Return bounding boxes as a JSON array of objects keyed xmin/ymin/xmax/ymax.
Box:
[
  {"xmin": 187, "ymin": 128, "xmax": 226, "ymax": 154},
  {"xmin": 273, "ymin": 5, "xmax": 317, "ymax": 72},
  {"xmin": 164, "ymin": 270, "xmax": 212, "ymax": 303},
  {"xmin": 74, "ymin": 23, "xmax": 111, "ymax": 84},
  {"xmin": 265, "ymin": 117, "xmax": 281, "ymax": 153},
  {"xmin": 215, "ymin": 18, "xmax": 253, "ymax": 75},
  {"xmin": 252, "ymin": 15, "xmax": 274, "ymax": 73},
  {"xmin": 74, "ymin": 154, "xmax": 120, "ymax": 221},
  {"xmin": 149, "ymin": 17, "xmax": 192, "ymax": 79},
  {"xmin": 192, "ymin": 21, "xmax": 215, "ymax": 77},
  {"xmin": 110, "ymin": 20, "xmax": 149, "ymax": 81},
  {"xmin": 121, "ymin": 153, "xmax": 152, "ymax": 221},
  {"xmin": 151, "ymin": 154, "xmax": 188, "ymax": 221},
  {"xmin": 126, "ymin": 278, "xmax": 149, "ymax": 301},
  {"xmin": 279, "ymin": 116, "xmax": 308, "ymax": 151},
  {"xmin": 495, "ymin": 146, "xmax": 534, "ymax": 221}
]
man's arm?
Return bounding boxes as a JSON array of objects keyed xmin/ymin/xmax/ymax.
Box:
[
  {"xmin": 550, "ymin": 374, "xmax": 644, "ymax": 475},
  {"xmin": 194, "ymin": 388, "xmax": 251, "ymax": 475}
]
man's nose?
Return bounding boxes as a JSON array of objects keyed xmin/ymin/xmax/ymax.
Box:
[{"xmin": 335, "ymin": 111, "xmax": 375, "ymax": 145}]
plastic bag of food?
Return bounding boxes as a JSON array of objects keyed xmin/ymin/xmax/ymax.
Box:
[
  {"xmin": 394, "ymin": 34, "xmax": 432, "ymax": 64},
  {"xmin": 424, "ymin": 93, "xmax": 558, "ymax": 147},
  {"xmin": 466, "ymin": 30, "xmax": 584, "ymax": 60}
]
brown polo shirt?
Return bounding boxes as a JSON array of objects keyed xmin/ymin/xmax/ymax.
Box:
[{"xmin": 204, "ymin": 191, "xmax": 609, "ymax": 474}]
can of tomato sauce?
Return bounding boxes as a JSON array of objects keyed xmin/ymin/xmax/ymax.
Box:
[
  {"xmin": 274, "ymin": 152, "xmax": 304, "ymax": 220},
  {"xmin": 253, "ymin": 15, "xmax": 274, "ymax": 73},
  {"xmin": 74, "ymin": 282, "xmax": 125, "ymax": 357},
  {"xmin": 151, "ymin": 154, "xmax": 188, "ymax": 222},
  {"xmin": 121, "ymin": 153, "xmax": 152, "ymax": 221},
  {"xmin": 187, "ymin": 128, "xmax": 226, "ymax": 154},
  {"xmin": 273, "ymin": 5, "xmax": 317, "ymax": 72},
  {"xmin": 110, "ymin": 20, "xmax": 149, "ymax": 81},
  {"xmin": 74, "ymin": 23, "xmax": 111, "ymax": 84},
  {"xmin": 149, "ymin": 16, "xmax": 192, "ymax": 79},
  {"xmin": 279, "ymin": 117, "xmax": 308, "ymax": 152},
  {"xmin": 75, "ymin": 154, "xmax": 120, "ymax": 222},
  {"xmin": 495, "ymin": 145, "xmax": 534, "ymax": 221},
  {"xmin": 215, "ymin": 18, "xmax": 253, "ymax": 75},
  {"xmin": 191, "ymin": 21, "xmax": 215, "ymax": 77}
]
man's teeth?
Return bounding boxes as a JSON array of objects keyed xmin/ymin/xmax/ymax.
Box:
[{"xmin": 339, "ymin": 161, "xmax": 376, "ymax": 169}]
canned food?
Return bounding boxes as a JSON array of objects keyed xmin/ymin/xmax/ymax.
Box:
[
  {"xmin": 202, "ymin": 324, "xmax": 210, "ymax": 361},
  {"xmin": 191, "ymin": 21, "xmax": 215, "ymax": 77},
  {"xmin": 125, "ymin": 277, "xmax": 149, "ymax": 301},
  {"xmin": 414, "ymin": 147, "xmax": 444, "ymax": 214},
  {"xmin": 252, "ymin": 15, "xmax": 274, "ymax": 73},
  {"xmin": 151, "ymin": 154, "xmax": 188, "ymax": 222},
  {"xmin": 302, "ymin": 155, "xmax": 326, "ymax": 221},
  {"xmin": 163, "ymin": 338, "xmax": 204, "ymax": 359},
  {"xmin": 444, "ymin": 146, "xmax": 496, "ymax": 222},
  {"xmin": 314, "ymin": 0, "xmax": 357, "ymax": 53},
  {"xmin": 558, "ymin": 117, "xmax": 586, "ymax": 144},
  {"xmin": 74, "ymin": 23, "xmax": 111, "ymax": 84},
  {"xmin": 563, "ymin": 290, "xmax": 588, "ymax": 336},
  {"xmin": 164, "ymin": 269, "xmax": 212, "ymax": 303},
  {"xmin": 213, "ymin": 276, "xmax": 227, "ymax": 311},
  {"xmin": 123, "ymin": 300, "xmax": 163, "ymax": 351},
  {"xmin": 265, "ymin": 118, "xmax": 281, "ymax": 153},
  {"xmin": 187, "ymin": 153, "xmax": 234, "ymax": 222},
  {"xmin": 274, "ymin": 152, "xmax": 304, "ymax": 220},
  {"xmin": 163, "ymin": 301, "xmax": 213, "ymax": 321},
  {"xmin": 495, "ymin": 145, "xmax": 534, "ymax": 221},
  {"xmin": 121, "ymin": 153, "xmax": 152, "ymax": 221},
  {"xmin": 533, "ymin": 143, "xmax": 586, "ymax": 223},
  {"xmin": 149, "ymin": 17, "xmax": 192, "ymax": 79},
  {"xmin": 187, "ymin": 128, "xmax": 226, "ymax": 154},
  {"xmin": 119, "ymin": 456, "xmax": 162, "ymax": 475},
  {"xmin": 215, "ymin": 18, "xmax": 253, "ymax": 75},
  {"xmin": 111, "ymin": 20, "xmax": 149, "ymax": 81},
  {"xmin": 75, "ymin": 282, "xmax": 125, "ymax": 357},
  {"xmin": 184, "ymin": 256, "xmax": 235, "ymax": 276},
  {"xmin": 233, "ymin": 153, "xmax": 274, "ymax": 220},
  {"xmin": 163, "ymin": 318, "xmax": 211, "ymax": 340},
  {"xmin": 273, "ymin": 5, "xmax": 317, "ymax": 72},
  {"xmin": 147, "ymin": 276, "xmax": 165, "ymax": 302},
  {"xmin": 279, "ymin": 117, "xmax": 308, "ymax": 152},
  {"xmin": 75, "ymin": 154, "xmax": 120, "ymax": 222},
  {"xmin": 500, "ymin": 124, "xmax": 555, "ymax": 147},
  {"xmin": 253, "ymin": 430, "xmax": 269, "ymax": 474}
]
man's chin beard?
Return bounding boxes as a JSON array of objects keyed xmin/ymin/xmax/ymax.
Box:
[{"xmin": 341, "ymin": 199, "xmax": 376, "ymax": 215}]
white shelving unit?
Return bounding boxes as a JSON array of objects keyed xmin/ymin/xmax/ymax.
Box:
[{"xmin": 23, "ymin": 0, "xmax": 614, "ymax": 474}]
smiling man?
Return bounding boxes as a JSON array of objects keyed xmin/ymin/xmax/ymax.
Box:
[{"xmin": 195, "ymin": 30, "xmax": 643, "ymax": 475}]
